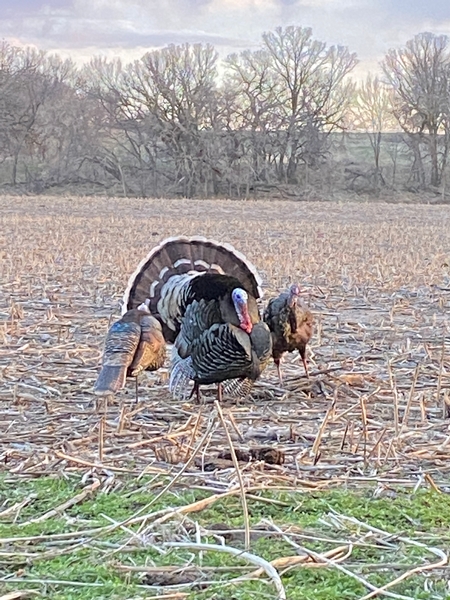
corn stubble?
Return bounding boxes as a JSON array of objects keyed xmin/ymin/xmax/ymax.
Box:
[{"xmin": 1, "ymin": 195, "xmax": 450, "ymax": 485}]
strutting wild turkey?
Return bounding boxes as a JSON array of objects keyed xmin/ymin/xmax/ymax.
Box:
[
  {"xmin": 94, "ymin": 300, "xmax": 166, "ymax": 401},
  {"xmin": 122, "ymin": 236, "xmax": 272, "ymax": 401},
  {"xmin": 263, "ymin": 284, "xmax": 313, "ymax": 384}
]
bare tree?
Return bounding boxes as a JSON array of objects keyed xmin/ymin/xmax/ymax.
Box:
[
  {"xmin": 12, "ymin": 29, "xmax": 450, "ymax": 198},
  {"xmin": 129, "ymin": 43, "xmax": 220, "ymax": 197},
  {"xmin": 382, "ymin": 32, "xmax": 450, "ymax": 188},
  {"xmin": 0, "ymin": 43, "xmax": 54, "ymax": 185},
  {"xmin": 222, "ymin": 49, "xmax": 281, "ymax": 191},
  {"xmin": 82, "ymin": 56, "xmax": 156, "ymax": 196},
  {"xmin": 351, "ymin": 74, "xmax": 397, "ymax": 189},
  {"xmin": 261, "ymin": 26, "xmax": 357, "ymax": 183},
  {"xmin": 83, "ymin": 44, "xmax": 221, "ymax": 197},
  {"xmin": 0, "ymin": 42, "xmax": 94, "ymax": 190},
  {"xmin": 221, "ymin": 27, "xmax": 357, "ymax": 191},
  {"xmin": 35, "ymin": 65, "xmax": 106, "ymax": 192}
]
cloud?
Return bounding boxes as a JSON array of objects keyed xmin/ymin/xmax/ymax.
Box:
[
  {"xmin": 378, "ymin": 0, "xmax": 450, "ymax": 23},
  {"xmin": 1, "ymin": 0, "xmax": 450, "ymax": 75},
  {"xmin": 5, "ymin": 0, "xmax": 71, "ymax": 9}
]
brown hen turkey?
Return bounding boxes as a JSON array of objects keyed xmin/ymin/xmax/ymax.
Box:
[
  {"xmin": 123, "ymin": 236, "xmax": 271, "ymax": 400},
  {"xmin": 263, "ymin": 284, "xmax": 313, "ymax": 384},
  {"xmin": 94, "ymin": 300, "xmax": 166, "ymax": 400}
]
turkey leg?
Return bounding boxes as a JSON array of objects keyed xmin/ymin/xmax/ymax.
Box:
[
  {"xmin": 217, "ymin": 383, "xmax": 223, "ymax": 402},
  {"xmin": 274, "ymin": 358, "xmax": 283, "ymax": 385},
  {"xmin": 299, "ymin": 348, "xmax": 309, "ymax": 379},
  {"xmin": 189, "ymin": 382, "xmax": 201, "ymax": 403}
]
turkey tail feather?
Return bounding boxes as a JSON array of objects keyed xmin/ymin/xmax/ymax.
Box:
[
  {"xmin": 122, "ymin": 236, "xmax": 263, "ymax": 319},
  {"xmin": 223, "ymin": 377, "xmax": 255, "ymax": 398},
  {"xmin": 94, "ymin": 366, "xmax": 127, "ymax": 396},
  {"xmin": 169, "ymin": 348, "xmax": 196, "ymax": 400}
]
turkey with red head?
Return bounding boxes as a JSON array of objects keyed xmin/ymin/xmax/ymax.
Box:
[
  {"xmin": 94, "ymin": 300, "xmax": 166, "ymax": 401},
  {"xmin": 123, "ymin": 236, "xmax": 272, "ymax": 400},
  {"xmin": 263, "ymin": 284, "xmax": 313, "ymax": 384}
]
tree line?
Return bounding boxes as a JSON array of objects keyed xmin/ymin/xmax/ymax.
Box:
[{"xmin": 1, "ymin": 27, "xmax": 450, "ymax": 198}]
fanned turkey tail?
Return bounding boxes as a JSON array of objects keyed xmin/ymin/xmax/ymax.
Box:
[
  {"xmin": 94, "ymin": 366, "xmax": 128, "ymax": 396},
  {"xmin": 122, "ymin": 236, "xmax": 263, "ymax": 341},
  {"xmin": 93, "ymin": 301, "xmax": 165, "ymax": 398},
  {"xmin": 93, "ymin": 319, "xmax": 141, "ymax": 396}
]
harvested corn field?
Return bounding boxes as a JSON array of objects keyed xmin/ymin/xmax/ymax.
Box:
[
  {"xmin": 2, "ymin": 195, "xmax": 450, "ymax": 483},
  {"xmin": 1, "ymin": 195, "xmax": 450, "ymax": 599}
]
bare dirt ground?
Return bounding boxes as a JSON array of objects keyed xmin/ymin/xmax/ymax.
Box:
[{"xmin": 1, "ymin": 195, "xmax": 450, "ymax": 491}]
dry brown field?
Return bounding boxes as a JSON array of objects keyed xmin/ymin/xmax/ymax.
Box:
[{"xmin": 1, "ymin": 194, "xmax": 450, "ymax": 489}]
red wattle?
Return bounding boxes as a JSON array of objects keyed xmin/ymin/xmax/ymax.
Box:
[{"xmin": 239, "ymin": 309, "xmax": 253, "ymax": 334}]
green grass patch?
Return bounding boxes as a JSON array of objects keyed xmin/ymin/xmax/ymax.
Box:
[{"xmin": 0, "ymin": 474, "xmax": 449, "ymax": 599}]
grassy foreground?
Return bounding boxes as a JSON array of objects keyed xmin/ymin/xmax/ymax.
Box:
[{"xmin": 0, "ymin": 475, "xmax": 449, "ymax": 599}]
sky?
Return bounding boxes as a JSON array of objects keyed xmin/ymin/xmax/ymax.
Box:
[{"xmin": 1, "ymin": 0, "xmax": 450, "ymax": 78}]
